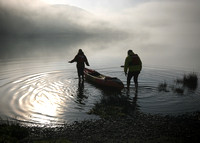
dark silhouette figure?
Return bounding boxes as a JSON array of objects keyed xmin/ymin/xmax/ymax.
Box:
[
  {"xmin": 69, "ymin": 49, "xmax": 90, "ymax": 81},
  {"xmin": 124, "ymin": 50, "xmax": 142, "ymax": 91}
]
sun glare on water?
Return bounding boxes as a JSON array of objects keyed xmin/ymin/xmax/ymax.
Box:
[{"xmin": 12, "ymin": 72, "xmax": 71, "ymax": 124}]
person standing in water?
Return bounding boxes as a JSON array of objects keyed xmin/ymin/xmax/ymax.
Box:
[
  {"xmin": 69, "ymin": 49, "xmax": 90, "ymax": 81},
  {"xmin": 124, "ymin": 50, "xmax": 142, "ymax": 90}
]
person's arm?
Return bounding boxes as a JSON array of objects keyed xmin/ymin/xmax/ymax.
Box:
[
  {"xmin": 84, "ymin": 56, "xmax": 90, "ymax": 66},
  {"xmin": 68, "ymin": 56, "xmax": 77, "ymax": 63},
  {"xmin": 124, "ymin": 57, "xmax": 128, "ymax": 75}
]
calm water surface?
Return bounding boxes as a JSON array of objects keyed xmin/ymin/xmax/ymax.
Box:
[{"xmin": 0, "ymin": 57, "xmax": 200, "ymax": 125}]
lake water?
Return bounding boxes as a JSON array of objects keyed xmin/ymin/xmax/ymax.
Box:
[{"xmin": 0, "ymin": 38, "xmax": 200, "ymax": 125}]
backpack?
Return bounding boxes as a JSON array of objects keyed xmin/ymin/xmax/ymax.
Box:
[{"xmin": 129, "ymin": 54, "xmax": 141, "ymax": 66}]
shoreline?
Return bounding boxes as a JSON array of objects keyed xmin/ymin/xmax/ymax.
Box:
[{"xmin": 1, "ymin": 111, "xmax": 200, "ymax": 143}]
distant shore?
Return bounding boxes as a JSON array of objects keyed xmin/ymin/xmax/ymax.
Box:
[{"xmin": 1, "ymin": 111, "xmax": 200, "ymax": 143}]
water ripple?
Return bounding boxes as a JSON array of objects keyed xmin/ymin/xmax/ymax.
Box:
[
  {"xmin": 0, "ymin": 70, "xmax": 99, "ymax": 124},
  {"xmin": 0, "ymin": 62, "xmax": 200, "ymax": 125}
]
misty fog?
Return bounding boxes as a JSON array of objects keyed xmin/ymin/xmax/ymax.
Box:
[{"xmin": 0, "ymin": 0, "xmax": 200, "ymax": 69}]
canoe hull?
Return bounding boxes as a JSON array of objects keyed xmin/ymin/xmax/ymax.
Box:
[{"xmin": 84, "ymin": 68, "xmax": 124, "ymax": 90}]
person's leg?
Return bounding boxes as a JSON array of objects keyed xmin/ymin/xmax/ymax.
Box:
[
  {"xmin": 77, "ymin": 67, "xmax": 81, "ymax": 81},
  {"xmin": 80, "ymin": 67, "xmax": 85, "ymax": 81},
  {"xmin": 78, "ymin": 73, "xmax": 81, "ymax": 81},
  {"xmin": 133, "ymin": 72, "xmax": 140, "ymax": 90},
  {"xmin": 77, "ymin": 66, "xmax": 84, "ymax": 81},
  {"xmin": 127, "ymin": 72, "xmax": 133, "ymax": 90},
  {"xmin": 81, "ymin": 73, "xmax": 84, "ymax": 81},
  {"xmin": 133, "ymin": 74, "xmax": 138, "ymax": 84}
]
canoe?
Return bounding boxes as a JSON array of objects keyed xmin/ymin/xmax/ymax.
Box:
[{"xmin": 84, "ymin": 68, "xmax": 124, "ymax": 90}]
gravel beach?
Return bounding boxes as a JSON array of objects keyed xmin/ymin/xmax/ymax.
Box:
[{"xmin": 24, "ymin": 111, "xmax": 200, "ymax": 143}]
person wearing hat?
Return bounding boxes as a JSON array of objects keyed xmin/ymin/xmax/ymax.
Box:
[
  {"xmin": 69, "ymin": 49, "xmax": 90, "ymax": 81},
  {"xmin": 124, "ymin": 50, "xmax": 142, "ymax": 90}
]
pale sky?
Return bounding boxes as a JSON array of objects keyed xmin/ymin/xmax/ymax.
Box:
[{"xmin": 42, "ymin": 0, "xmax": 148, "ymax": 13}]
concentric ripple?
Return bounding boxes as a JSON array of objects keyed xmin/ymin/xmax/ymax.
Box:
[
  {"xmin": 0, "ymin": 61, "xmax": 200, "ymax": 125},
  {"xmin": 0, "ymin": 71, "xmax": 99, "ymax": 124}
]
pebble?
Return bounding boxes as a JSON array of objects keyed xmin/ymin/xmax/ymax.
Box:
[{"xmin": 26, "ymin": 111, "xmax": 200, "ymax": 142}]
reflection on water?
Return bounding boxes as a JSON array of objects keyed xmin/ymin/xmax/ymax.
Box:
[
  {"xmin": 0, "ymin": 57, "xmax": 200, "ymax": 125},
  {"xmin": 89, "ymin": 89, "xmax": 140, "ymax": 118},
  {"xmin": 126, "ymin": 89, "xmax": 140, "ymax": 113},
  {"xmin": 0, "ymin": 57, "xmax": 200, "ymax": 124},
  {"xmin": 76, "ymin": 81, "xmax": 88, "ymax": 105}
]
